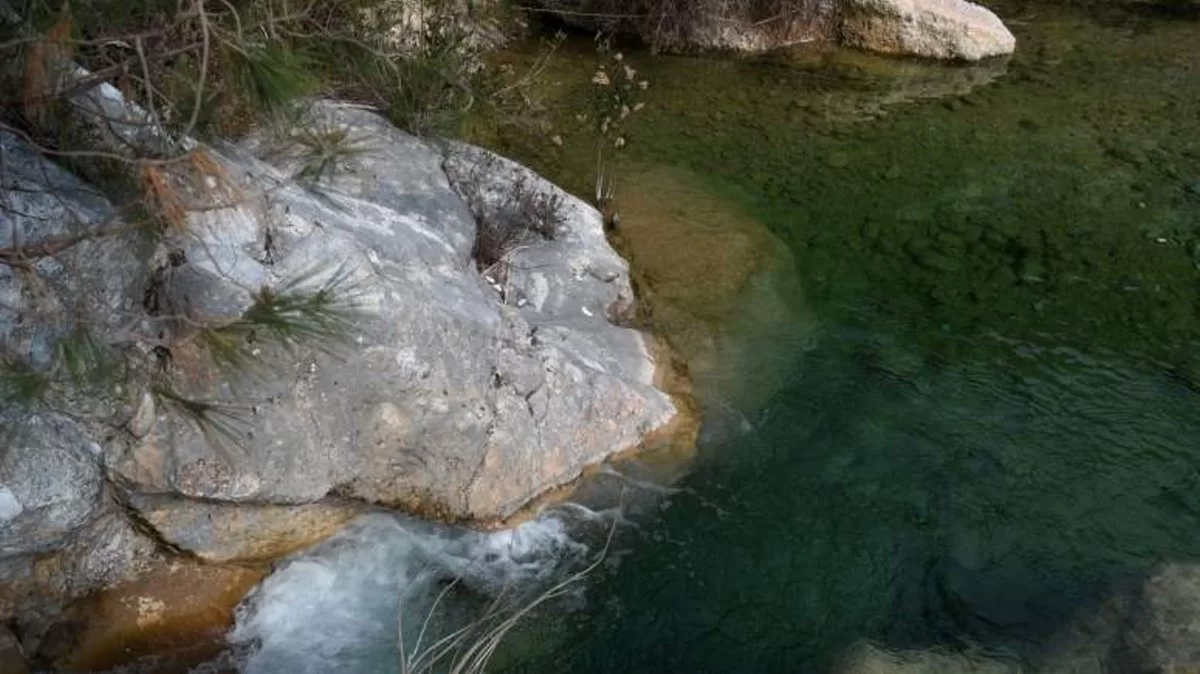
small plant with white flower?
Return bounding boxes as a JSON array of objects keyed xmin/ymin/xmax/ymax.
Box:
[{"xmin": 587, "ymin": 36, "xmax": 649, "ymax": 227}]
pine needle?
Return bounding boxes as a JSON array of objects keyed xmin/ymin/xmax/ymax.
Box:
[
  {"xmin": 198, "ymin": 264, "xmax": 362, "ymax": 370},
  {"xmin": 230, "ymin": 43, "xmax": 318, "ymax": 113},
  {"xmin": 56, "ymin": 326, "xmax": 118, "ymax": 385},
  {"xmin": 152, "ymin": 382, "xmax": 252, "ymax": 454},
  {"xmin": 0, "ymin": 358, "xmax": 50, "ymax": 405}
]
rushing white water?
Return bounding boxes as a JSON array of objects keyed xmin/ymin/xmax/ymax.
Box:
[{"xmin": 226, "ymin": 510, "xmax": 598, "ymax": 674}]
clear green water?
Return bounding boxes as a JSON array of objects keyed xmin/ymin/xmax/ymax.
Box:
[{"xmin": 469, "ymin": 4, "xmax": 1200, "ymax": 672}]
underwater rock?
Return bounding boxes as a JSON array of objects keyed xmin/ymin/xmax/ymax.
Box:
[
  {"xmin": 0, "ymin": 625, "xmax": 28, "ymax": 674},
  {"xmin": 1117, "ymin": 564, "xmax": 1200, "ymax": 671},
  {"xmin": 835, "ymin": 642, "xmax": 1021, "ymax": 673},
  {"xmin": 841, "ymin": 0, "xmax": 1017, "ymax": 61},
  {"xmin": 1042, "ymin": 564, "xmax": 1200, "ymax": 672}
]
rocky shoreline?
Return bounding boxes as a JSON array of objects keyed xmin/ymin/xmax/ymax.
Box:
[{"xmin": 0, "ymin": 97, "xmax": 686, "ymax": 668}]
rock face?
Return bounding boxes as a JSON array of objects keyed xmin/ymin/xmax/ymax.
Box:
[
  {"xmin": 0, "ymin": 414, "xmax": 104, "ymax": 558},
  {"xmin": 104, "ymin": 100, "xmax": 675, "ymax": 527},
  {"xmin": 0, "ymin": 130, "xmax": 147, "ymax": 371},
  {"xmin": 533, "ymin": 0, "xmax": 1014, "ymax": 61},
  {"xmin": 0, "ymin": 96, "xmax": 676, "ymax": 648},
  {"xmin": 0, "ymin": 624, "xmax": 29, "ymax": 674},
  {"xmin": 129, "ymin": 497, "xmax": 366, "ymax": 563},
  {"xmin": 840, "ymin": 0, "xmax": 1016, "ymax": 61}
]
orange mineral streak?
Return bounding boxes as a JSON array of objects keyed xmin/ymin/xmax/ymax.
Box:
[{"xmin": 46, "ymin": 561, "xmax": 265, "ymax": 674}]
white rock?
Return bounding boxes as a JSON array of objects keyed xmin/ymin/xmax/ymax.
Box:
[
  {"xmin": 841, "ymin": 0, "xmax": 1016, "ymax": 61},
  {"xmin": 0, "ymin": 487, "xmax": 22, "ymax": 522}
]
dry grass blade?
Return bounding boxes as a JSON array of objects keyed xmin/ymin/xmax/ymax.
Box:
[{"xmin": 398, "ymin": 521, "xmax": 617, "ymax": 674}]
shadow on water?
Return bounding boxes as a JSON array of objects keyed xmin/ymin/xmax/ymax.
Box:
[{"xmin": 468, "ymin": 3, "xmax": 1200, "ymax": 671}]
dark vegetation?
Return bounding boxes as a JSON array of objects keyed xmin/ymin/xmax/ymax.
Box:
[
  {"xmin": 0, "ymin": 0, "xmax": 501, "ymax": 444},
  {"xmin": 525, "ymin": 0, "xmax": 836, "ymax": 51}
]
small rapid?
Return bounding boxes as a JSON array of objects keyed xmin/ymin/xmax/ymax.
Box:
[{"xmin": 223, "ymin": 509, "xmax": 599, "ymax": 674}]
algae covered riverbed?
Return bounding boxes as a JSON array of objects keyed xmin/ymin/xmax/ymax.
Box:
[{"xmin": 463, "ymin": 3, "xmax": 1200, "ymax": 671}]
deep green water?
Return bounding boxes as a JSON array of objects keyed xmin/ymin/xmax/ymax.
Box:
[{"xmin": 470, "ymin": 4, "xmax": 1200, "ymax": 672}]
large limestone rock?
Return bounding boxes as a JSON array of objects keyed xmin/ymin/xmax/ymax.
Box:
[
  {"xmin": 0, "ymin": 96, "xmax": 675, "ymax": 647},
  {"xmin": 105, "ymin": 100, "xmax": 676, "ymax": 529},
  {"xmin": 840, "ymin": 0, "xmax": 1016, "ymax": 61},
  {"xmin": 533, "ymin": 0, "xmax": 1014, "ymax": 61}
]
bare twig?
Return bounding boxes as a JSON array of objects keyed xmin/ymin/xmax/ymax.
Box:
[{"xmin": 180, "ymin": 0, "xmax": 210, "ymax": 142}]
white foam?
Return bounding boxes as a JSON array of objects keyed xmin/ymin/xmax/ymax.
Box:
[{"xmin": 228, "ymin": 511, "xmax": 592, "ymax": 674}]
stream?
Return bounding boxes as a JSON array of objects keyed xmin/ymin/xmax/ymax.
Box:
[{"xmin": 223, "ymin": 3, "xmax": 1200, "ymax": 672}]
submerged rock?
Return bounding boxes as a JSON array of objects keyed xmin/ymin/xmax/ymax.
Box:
[
  {"xmin": 0, "ymin": 625, "xmax": 29, "ymax": 674},
  {"xmin": 1119, "ymin": 564, "xmax": 1200, "ymax": 670},
  {"xmin": 1041, "ymin": 564, "xmax": 1200, "ymax": 672},
  {"xmin": 835, "ymin": 643, "xmax": 1021, "ymax": 673},
  {"xmin": 37, "ymin": 561, "xmax": 264, "ymax": 672},
  {"xmin": 840, "ymin": 0, "xmax": 1016, "ymax": 61}
]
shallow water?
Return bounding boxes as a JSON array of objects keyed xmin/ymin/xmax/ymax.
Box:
[
  {"xmin": 229, "ymin": 4, "xmax": 1200, "ymax": 672},
  {"xmin": 470, "ymin": 4, "xmax": 1200, "ymax": 672}
]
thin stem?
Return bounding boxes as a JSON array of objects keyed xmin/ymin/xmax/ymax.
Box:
[{"xmin": 180, "ymin": 0, "xmax": 210, "ymax": 141}]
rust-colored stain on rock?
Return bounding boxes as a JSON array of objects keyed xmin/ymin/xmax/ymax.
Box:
[{"xmin": 44, "ymin": 560, "xmax": 265, "ymax": 673}]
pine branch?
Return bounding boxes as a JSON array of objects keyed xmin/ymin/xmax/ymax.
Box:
[{"xmin": 0, "ymin": 216, "xmax": 141, "ymax": 266}]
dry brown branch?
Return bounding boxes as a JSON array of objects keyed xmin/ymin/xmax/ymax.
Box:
[{"xmin": 0, "ymin": 218, "xmax": 141, "ymax": 265}]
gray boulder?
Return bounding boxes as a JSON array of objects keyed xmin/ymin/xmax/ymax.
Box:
[
  {"xmin": 0, "ymin": 413, "xmax": 104, "ymax": 558},
  {"xmin": 128, "ymin": 496, "xmax": 366, "ymax": 563},
  {"xmin": 0, "ymin": 90, "xmax": 674, "ymax": 636},
  {"xmin": 1039, "ymin": 564, "xmax": 1200, "ymax": 673},
  {"xmin": 106, "ymin": 100, "xmax": 677, "ymax": 527},
  {"xmin": 0, "ymin": 130, "xmax": 147, "ymax": 369},
  {"xmin": 531, "ymin": 0, "xmax": 1014, "ymax": 61},
  {"xmin": 840, "ymin": 0, "xmax": 1016, "ymax": 61}
]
